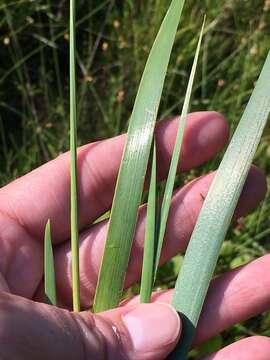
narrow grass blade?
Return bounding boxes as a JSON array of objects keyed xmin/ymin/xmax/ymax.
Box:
[
  {"xmin": 0, "ymin": 1, "xmax": 110, "ymax": 85},
  {"xmin": 93, "ymin": 0, "xmax": 186, "ymax": 313},
  {"xmin": 44, "ymin": 219, "xmax": 57, "ymax": 306},
  {"xmin": 169, "ymin": 51, "xmax": 270, "ymax": 359},
  {"xmin": 140, "ymin": 141, "xmax": 157, "ymax": 303},
  {"xmin": 70, "ymin": 0, "xmax": 80, "ymax": 312},
  {"xmin": 154, "ymin": 18, "xmax": 206, "ymax": 280}
]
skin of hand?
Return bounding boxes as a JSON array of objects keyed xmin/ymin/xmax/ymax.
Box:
[{"xmin": 0, "ymin": 111, "xmax": 269, "ymax": 360}]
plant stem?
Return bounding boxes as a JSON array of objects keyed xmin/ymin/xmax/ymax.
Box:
[{"xmin": 70, "ymin": 0, "xmax": 80, "ymax": 312}]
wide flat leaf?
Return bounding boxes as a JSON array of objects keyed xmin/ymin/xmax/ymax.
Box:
[
  {"xmin": 93, "ymin": 0, "xmax": 186, "ymax": 313},
  {"xmin": 140, "ymin": 19, "xmax": 205, "ymax": 304},
  {"xmin": 169, "ymin": 51, "xmax": 270, "ymax": 359}
]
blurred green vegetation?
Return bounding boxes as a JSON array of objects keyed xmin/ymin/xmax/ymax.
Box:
[{"xmin": 1, "ymin": 0, "xmax": 270, "ymax": 358}]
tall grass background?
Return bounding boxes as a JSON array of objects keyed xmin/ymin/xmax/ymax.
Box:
[{"xmin": 1, "ymin": 0, "xmax": 270, "ymax": 357}]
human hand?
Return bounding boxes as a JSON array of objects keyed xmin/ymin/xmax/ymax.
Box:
[{"xmin": 0, "ymin": 111, "xmax": 268, "ymax": 359}]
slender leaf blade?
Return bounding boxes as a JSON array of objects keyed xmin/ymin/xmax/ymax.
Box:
[
  {"xmin": 70, "ymin": 0, "xmax": 80, "ymax": 312},
  {"xmin": 44, "ymin": 219, "xmax": 57, "ymax": 306},
  {"xmin": 140, "ymin": 141, "xmax": 157, "ymax": 303},
  {"xmin": 169, "ymin": 51, "xmax": 270, "ymax": 359},
  {"xmin": 93, "ymin": 0, "xmax": 186, "ymax": 313},
  {"xmin": 154, "ymin": 18, "xmax": 206, "ymax": 279}
]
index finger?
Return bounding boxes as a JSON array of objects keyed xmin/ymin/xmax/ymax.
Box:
[{"xmin": 0, "ymin": 112, "xmax": 228, "ymax": 243}]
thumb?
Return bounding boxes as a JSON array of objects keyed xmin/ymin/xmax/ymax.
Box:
[{"xmin": 0, "ymin": 292, "xmax": 181, "ymax": 360}]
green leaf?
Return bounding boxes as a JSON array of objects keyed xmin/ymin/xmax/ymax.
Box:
[
  {"xmin": 230, "ymin": 254, "xmax": 254, "ymax": 269},
  {"xmin": 44, "ymin": 219, "xmax": 57, "ymax": 306},
  {"xmin": 93, "ymin": 0, "xmax": 186, "ymax": 313},
  {"xmin": 191, "ymin": 335, "xmax": 223, "ymax": 357},
  {"xmin": 169, "ymin": 51, "xmax": 270, "ymax": 359},
  {"xmin": 140, "ymin": 140, "xmax": 157, "ymax": 303},
  {"xmin": 154, "ymin": 17, "xmax": 206, "ymax": 281},
  {"xmin": 70, "ymin": 0, "xmax": 80, "ymax": 312}
]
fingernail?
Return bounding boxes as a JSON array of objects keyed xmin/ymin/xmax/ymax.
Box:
[
  {"xmin": 122, "ymin": 303, "xmax": 180, "ymax": 353},
  {"xmin": 198, "ymin": 112, "xmax": 228, "ymax": 147}
]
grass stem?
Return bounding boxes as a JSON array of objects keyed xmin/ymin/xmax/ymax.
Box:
[{"xmin": 70, "ymin": 0, "xmax": 80, "ymax": 312}]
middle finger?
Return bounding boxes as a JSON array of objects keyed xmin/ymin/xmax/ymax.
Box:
[{"xmin": 54, "ymin": 166, "xmax": 266, "ymax": 307}]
